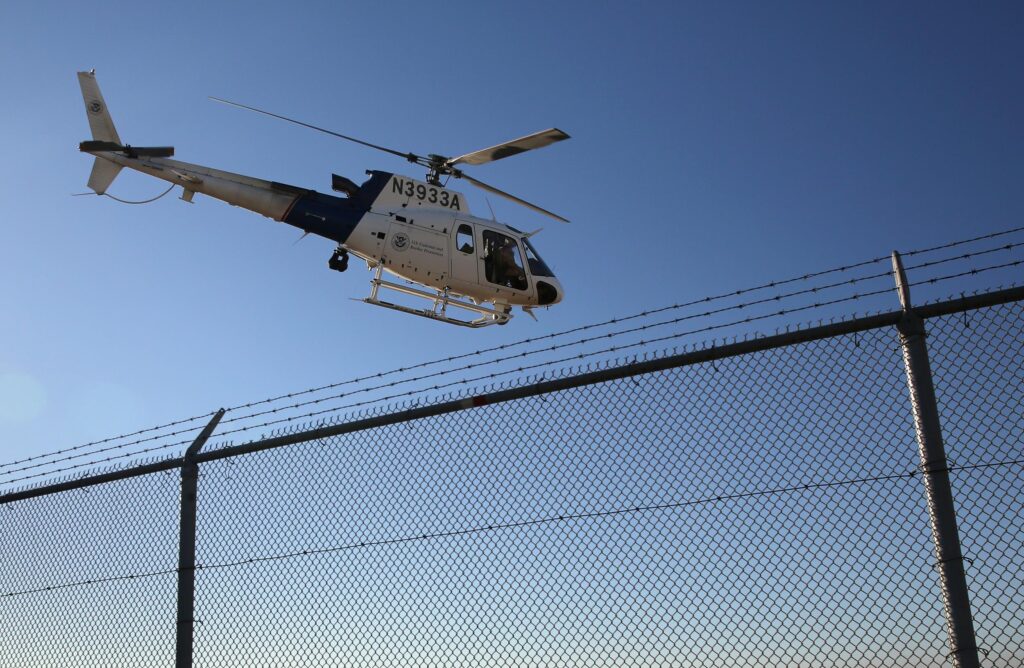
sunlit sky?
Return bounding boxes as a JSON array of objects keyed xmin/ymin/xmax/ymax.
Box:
[{"xmin": 1, "ymin": 1, "xmax": 1022, "ymax": 463}]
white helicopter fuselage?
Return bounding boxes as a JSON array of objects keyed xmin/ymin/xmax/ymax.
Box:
[
  {"xmin": 77, "ymin": 71, "xmax": 563, "ymax": 326},
  {"xmin": 344, "ymin": 173, "xmax": 562, "ymax": 308},
  {"xmin": 85, "ymin": 151, "xmax": 563, "ymax": 314}
]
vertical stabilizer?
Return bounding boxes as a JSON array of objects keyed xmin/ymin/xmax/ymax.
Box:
[
  {"xmin": 87, "ymin": 158, "xmax": 122, "ymax": 195},
  {"xmin": 77, "ymin": 70, "xmax": 120, "ymax": 143}
]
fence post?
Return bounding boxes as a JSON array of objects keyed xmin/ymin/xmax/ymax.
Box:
[
  {"xmin": 891, "ymin": 252, "xmax": 980, "ymax": 668},
  {"xmin": 175, "ymin": 409, "xmax": 225, "ymax": 668}
]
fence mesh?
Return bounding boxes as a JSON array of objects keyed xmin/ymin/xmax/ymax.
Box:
[
  {"xmin": 0, "ymin": 471, "xmax": 180, "ymax": 666},
  {"xmin": 1, "ymin": 299, "xmax": 1021, "ymax": 667},
  {"xmin": 927, "ymin": 302, "xmax": 1024, "ymax": 666}
]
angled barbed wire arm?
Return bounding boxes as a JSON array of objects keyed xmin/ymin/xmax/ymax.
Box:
[
  {"xmin": 891, "ymin": 252, "xmax": 981, "ymax": 668},
  {"xmin": 175, "ymin": 409, "xmax": 225, "ymax": 668}
]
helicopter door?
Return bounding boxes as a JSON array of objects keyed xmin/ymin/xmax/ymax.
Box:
[
  {"xmin": 450, "ymin": 222, "xmax": 479, "ymax": 285},
  {"xmin": 481, "ymin": 229, "xmax": 529, "ymax": 293}
]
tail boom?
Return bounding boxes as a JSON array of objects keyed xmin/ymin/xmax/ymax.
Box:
[
  {"xmin": 85, "ymin": 150, "xmax": 373, "ymax": 244},
  {"xmin": 88, "ymin": 151, "xmax": 301, "ymax": 220},
  {"xmin": 78, "ymin": 70, "xmax": 371, "ymax": 244}
]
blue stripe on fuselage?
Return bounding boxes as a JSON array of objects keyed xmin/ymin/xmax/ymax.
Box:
[
  {"xmin": 281, "ymin": 171, "xmax": 392, "ymax": 244},
  {"xmin": 283, "ymin": 191, "xmax": 364, "ymax": 243}
]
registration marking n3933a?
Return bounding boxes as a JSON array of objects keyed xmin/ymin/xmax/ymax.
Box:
[{"xmin": 392, "ymin": 177, "xmax": 461, "ymax": 210}]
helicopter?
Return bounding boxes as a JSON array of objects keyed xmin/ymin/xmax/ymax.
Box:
[{"xmin": 76, "ymin": 71, "xmax": 569, "ymax": 327}]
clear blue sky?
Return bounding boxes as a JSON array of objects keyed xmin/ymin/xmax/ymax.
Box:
[{"xmin": 1, "ymin": 1, "xmax": 1022, "ymax": 462}]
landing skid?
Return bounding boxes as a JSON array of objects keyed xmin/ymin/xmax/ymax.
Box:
[{"xmin": 361, "ymin": 265, "xmax": 512, "ymax": 328}]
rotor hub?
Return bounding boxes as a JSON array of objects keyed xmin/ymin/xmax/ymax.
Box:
[{"xmin": 425, "ymin": 154, "xmax": 452, "ymax": 185}]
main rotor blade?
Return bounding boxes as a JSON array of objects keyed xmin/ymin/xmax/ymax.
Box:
[
  {"xmin": 209, "ymin": 97, "xmax": 420, "ymax": 163},
  {"xmin": 447, "ymin": 128, "xmax": 570, "ymax": 167},
  {"xmin": 459, "ymin": 173, "xmax": 570, "ymax": 223}
]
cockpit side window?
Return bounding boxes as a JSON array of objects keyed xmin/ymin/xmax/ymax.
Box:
[
  {"xmin": 456, "ymin": 224, "xmax": 474, "ymax": 254},
  {"xmin": 482, "ymin": 230, "xmax": 528, "ymax": 291}
]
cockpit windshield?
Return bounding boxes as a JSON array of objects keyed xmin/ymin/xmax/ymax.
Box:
[{"xmin": 523, "ymin": 237, "xmax": 554, "ymax": 277}]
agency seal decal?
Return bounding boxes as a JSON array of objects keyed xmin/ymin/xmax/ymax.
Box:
[
  {"xmin": 391, "ymin": 232, "xmax": 410, "ymax": 252},
  {"xmin": 89, "ymin": 100, "xmax": 103, "ymax": 114}
]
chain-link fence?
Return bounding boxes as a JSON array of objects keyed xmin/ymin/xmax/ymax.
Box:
[{"xmin": 2, "ymin": 289, "xmax": 1022, "ymax": 667}]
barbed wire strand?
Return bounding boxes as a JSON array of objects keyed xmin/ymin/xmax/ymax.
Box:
[
  {"xmin": 902, "ymin": 225, "xmax": 1023, "ymax": 259},
  {"xmin": 0, "ymin": 412, "xmax": 216, "ymax": 472}
]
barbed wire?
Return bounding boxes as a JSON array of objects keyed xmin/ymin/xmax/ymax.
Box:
[
  {"xmin": 4, "ymin": 255, "xmax": 1017, "ymax": 489},
  {"xmin": 0, "ymin": 424, "xmax": 207, "ymax": 478},
  {"xmin": 4, "ymin": 227, "xmax": 1019, "ymax": 483},
  {"xmin": 0, "ymin": 439, "xmax": 194, "ymax": 487},
  {"xmin": 901, "ymin": 225, "xmax": 1023, "ymax": 259},
  {"xmin": 210, "ymin": 240, "xmax": 1022, "ymax": 427},
  {"xmin": 3, "ymin": 455, "xmax": 1019, "ymax": 600},
  {"xmin": 16, "ymin": 237, "xmax": 1015, "ymax": 483},
  {"xmin": 4, "ymin": 279, "xmax": 906, "ymax": 484},
  {"xmin": 4, "ymin": 224, "xmax": 1015, "ymax": 475},
  {"xmin": 203, "ymin": 282, "xmax": 927, "ymax": 441},
  {"xmin": 193, "ymin": 223, "xmax": 1024, "ymax": 415},
  {"xmin": 0, "ymin": 412, "xmax": 214, "ymax": 472},
  {"xmin": 12, "ymin": 237, "xmax": 1019, "ymax": 483},
  {"xmin": 1, "ymin": 259, "xmax": 895, "ymax": 477}
]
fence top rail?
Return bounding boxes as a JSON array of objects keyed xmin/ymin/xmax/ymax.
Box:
[{"xmin": 3, "ymin": 285, "xmax": 1021, "ymax": 505}]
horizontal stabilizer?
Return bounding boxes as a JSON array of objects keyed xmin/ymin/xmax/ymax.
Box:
[{"xmin": 79, "ymin": 140, "xmax": 174, "ymax": 158}]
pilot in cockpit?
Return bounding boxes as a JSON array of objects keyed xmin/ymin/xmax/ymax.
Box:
[{"xmin": 495, "ymin": 237, "xmax": 526, "ymax": 289}]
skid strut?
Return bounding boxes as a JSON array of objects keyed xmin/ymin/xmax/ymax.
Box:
[{"xmin": 362, "ymin": 264, "xmax": 512, "ymax": 328}]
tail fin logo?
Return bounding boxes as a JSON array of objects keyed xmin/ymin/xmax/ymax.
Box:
[{"xmin": 89, "ymin": 100, "xmax": 102, "ymax": 114}]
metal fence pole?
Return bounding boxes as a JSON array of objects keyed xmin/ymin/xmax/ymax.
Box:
[
  {"xmin": 891, "ymin": 252, "xmax": 980, "ymax": 668},
  {"xmin": 175, "ymin": 409, "xmax": 225, "ymax": 668}
]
